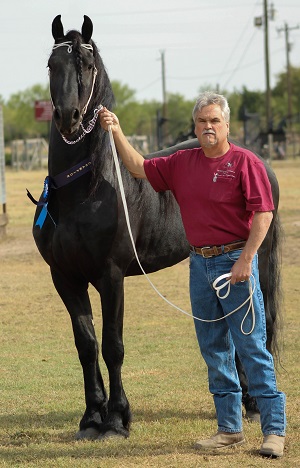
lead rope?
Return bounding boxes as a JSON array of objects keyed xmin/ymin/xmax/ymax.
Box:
[
  {"xmin": 213, "ymin": 273, "xmax": 256, "ymax": 335},
  {"xmin": 108, "ymin": 126, "xmax": 256, "ymax": 335}
]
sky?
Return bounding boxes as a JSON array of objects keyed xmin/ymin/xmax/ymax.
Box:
[{"xmin": 1, "ymin": 1, "xmax": 300, "ymax": 104}]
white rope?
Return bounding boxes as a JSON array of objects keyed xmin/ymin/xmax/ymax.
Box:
[
  {"xmin": 59, "ymin": 70, "xmax": 99, "ymax": 145},
  {"xmin": 212, "ymin": 273, "xmax": 256, "ymax": 335},
  {"xmin": 52, "ymin": 42, "xmax": 93, "ymax": 53},
  {"xmin": 51, "ymin": 42, "xmax": 98, "ymax": 145},
  {"xmin": 82, "ymin": 68, "xmax": 98, "ymax": 116},
  {"xmin": 52, "ymin": 41, "xmax": 73, "ymax": 53},
  {"xmin": 108, "ymin": 126, "xmax": 256, "ymax": 334}
]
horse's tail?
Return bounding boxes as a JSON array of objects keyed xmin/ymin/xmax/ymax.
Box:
[{"xmin": 265, "ymin": 211, "xmax": 284, "ymax": 365}]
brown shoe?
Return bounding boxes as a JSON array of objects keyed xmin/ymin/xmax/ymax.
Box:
[
  {"xmin": 259, "ymin": 435, "xmax": 285, "ymax": 458},
  {"xmin": 194, "ymin": 431, "xmax": 245, "ymax": 450}
]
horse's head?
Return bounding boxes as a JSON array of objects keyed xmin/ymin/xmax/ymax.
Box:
[{"xmin": 48, "ymin": 15, "xmax": 98, "ymax": 137}]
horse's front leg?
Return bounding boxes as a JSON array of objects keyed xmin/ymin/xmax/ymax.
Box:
[
  {"xmin": 50, "ymin": 268, "xmax": 108, "ymax": 439},
  {"xmin": 97, "ymin": 265, "xmax": 131, "ymax": 439}
]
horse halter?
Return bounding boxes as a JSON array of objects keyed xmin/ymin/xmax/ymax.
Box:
[{"xmin": 49, "ymin": 41, "xmax": 101, "ymax": 145}]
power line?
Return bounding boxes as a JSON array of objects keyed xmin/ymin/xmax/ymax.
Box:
[
  {"xmin": 167, "ymin": 47, "xmax": 284, "ymax": 82},
  {"xmin": 218, "ymin": 2, "xmax": 260, "ymax": 78},
  {"xmin": 96, "ymin": 5, "xmax": 258, "ymax": 17},
  {"xmin": 221, "ymin": 30, "xmax": 258, "ymax": 90},
  {"xmin": 136, "ymin": 78, "xmax": 161, "ymax": 93}
]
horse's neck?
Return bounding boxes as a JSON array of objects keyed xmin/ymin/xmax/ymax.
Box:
[
  {"xmin": 48, "ymin": 123, "xmax": 118, "ymax": 201},
  {"xmin": 48, "ymin": 125, "xmax": 94, "ymax": 176}
]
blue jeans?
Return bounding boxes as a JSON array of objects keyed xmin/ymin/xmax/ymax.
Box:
[{"xmin": 189, "ymin": 249, "xmax": 286, "ymax": 436}]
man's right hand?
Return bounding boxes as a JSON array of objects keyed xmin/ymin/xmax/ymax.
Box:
[{"xmin": 99, "ymin": 107, "xmax": 120, "ymax": 133}]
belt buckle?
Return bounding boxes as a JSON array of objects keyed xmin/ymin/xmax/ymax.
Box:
[{"xmin": 201, "ymin": 246, "xmax": 213, "ymax": 258}]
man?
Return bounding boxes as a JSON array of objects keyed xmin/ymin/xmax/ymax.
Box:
[{"xmin": 99, "ymin": 91, "xmax": 286, "ymax": 458}]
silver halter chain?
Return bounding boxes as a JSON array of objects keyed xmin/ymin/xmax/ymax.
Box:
[
  {"xmin": 50, "ymin": 42, "xmax": 100, "ymax": 145},
  {"xmin": 61, "ymin": 104, "xmax": 103, "ymax": 145}
]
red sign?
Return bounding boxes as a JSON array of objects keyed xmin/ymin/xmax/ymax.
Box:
[{"xmin": 34, "ymin": 100, "xmax": 53, "ymax": 122}]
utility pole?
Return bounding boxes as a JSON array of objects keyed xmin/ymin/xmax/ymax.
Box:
[
  {"xmin": 277, "ymin": 23, "xmax": 300, "ymax": 127},
  {"xmin": 160, "ymin": 50, "xmax": 168, "ymax": 147},
  {"xmin": 254, "ymin": 1, "xmax": 276, "ymax": 158},
  {"xmin": 264, "ymin": 0, "xmax": 272, "ymax": 133}
]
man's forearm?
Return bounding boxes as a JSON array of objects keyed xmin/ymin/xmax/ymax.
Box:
[
  {"xmin": 112, "ymin": 128, "xmax": 147, "ymax": 179},
  {"xmin": 100, "ymin": 107, "xmax": 147, "ymax": 179},
  {"xmin": 230, "ymin": 211, "xmax": 273, "ymax": 283},
  {"xmin": 241, "ymin": 211, "xmax": 273, "ymax": 263}
]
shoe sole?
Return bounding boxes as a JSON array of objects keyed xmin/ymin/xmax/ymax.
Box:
[
  {"xmin": 259, "ymin": 449, "xmax": 283, "ymax": 458},
  {"xmin": 195, "ymin": 439, "xmax": 245, "ymax": 450}
]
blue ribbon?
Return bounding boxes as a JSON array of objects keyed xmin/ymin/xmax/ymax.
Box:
[
  {"xmin": 27, "ymin": 176, "xmax": 52, "ymax": 229},
  {"xmin": 35, "ymin": 203, "xmax": 48, "ymax": 228},
  {"xmin": 27, "ymin": 158, "xmax": 92, "ymax": 229}
]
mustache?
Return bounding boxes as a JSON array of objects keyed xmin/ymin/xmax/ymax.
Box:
[{"xmin": 202, "ymin": 130, "xmax": 216, "ymax": 135}]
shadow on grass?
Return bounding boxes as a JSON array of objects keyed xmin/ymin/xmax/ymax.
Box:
[
  {"xmin": 0, "ymin": 406, "xmax": 215, "ymax": 434},
  {"xmin": 0, "ymin": 444, "xmax": 248, "ymax": 466},
  {"xmin": 0, "ymin": 410, "xmax": 80, "ymax": 432},
  {"xmin": 133, "ymin": 407, "xmax": 215, "ymax": 422},
  {"xmin": 0, "ymin": 409, "xmax": 267, "ymax": 464}
]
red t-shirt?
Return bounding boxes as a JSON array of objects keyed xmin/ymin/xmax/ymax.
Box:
[{"xmin": 143, "ymin": 143, "xmax": 274, "ymax": 246}]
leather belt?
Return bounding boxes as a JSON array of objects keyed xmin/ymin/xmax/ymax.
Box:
[{"xmin": 190, "ymin": 240, "xmax": 246, "ymax": 258}]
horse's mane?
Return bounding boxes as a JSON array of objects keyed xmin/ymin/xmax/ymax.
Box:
[{"xmin": 63, "ymin": 29, "xmax": 115, "ymax": 196}]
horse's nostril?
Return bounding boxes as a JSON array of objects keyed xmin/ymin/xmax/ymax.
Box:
[
  {"xmin": 73, "ymin": 108, "xmax": 80, "ymax": 121},
  {"xmin": 54, "ymin": 108, "xmax": 61, "ymax": 121}
]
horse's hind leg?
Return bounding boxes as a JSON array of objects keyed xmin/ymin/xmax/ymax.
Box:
[
  {"xmin": 50, "ymin": 269, "xmax": 108, "ymax": 439},
  {"xmin": 235, "ymin": 353, "xmax": 260, "ymax": 421},
  {"xmin": 96, "ymin": 265, "xmax": 131, "ymax": 439}
]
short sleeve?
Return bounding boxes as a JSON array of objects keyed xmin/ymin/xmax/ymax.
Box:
[
  {"xmin": 241, "ymin": 160, "xmax": 274, "ymax": 212},
  {"xmin": 144, "ymin": 155, "xmax": 175, "ymax": 192}
]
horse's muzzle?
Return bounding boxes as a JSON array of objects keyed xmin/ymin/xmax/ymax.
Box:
[{"xmin": 53, "ymin": 105, "xmax": 82, "ymax": 135}]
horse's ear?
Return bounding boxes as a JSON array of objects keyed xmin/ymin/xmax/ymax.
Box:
[
  {"xmin": 52, "ymin": 15, "xmax": 64, "ymax": 41},
  {"xmin": 82, "ymin": 15, "xmax": 93, "ymax": 43}
]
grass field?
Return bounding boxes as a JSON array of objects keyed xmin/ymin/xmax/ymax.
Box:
[{"xmin": 0, "ymin": 161, "xmax": 299, "ymax": 467}]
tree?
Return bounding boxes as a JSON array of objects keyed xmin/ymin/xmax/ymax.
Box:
[
  {"xmin": 2, "ymin": 65, "xmax": 299, "ymax": 149},
  {"xmin": 164, "ymin": 93, "xmax": 195, "ymax": 143},
  {"xmin": 3, "ymin": 84, "xmax": 50, "ymax": 142},
  {"xmin": 273, "ymin": 66, "xmax": 300, "ymax": 126}
]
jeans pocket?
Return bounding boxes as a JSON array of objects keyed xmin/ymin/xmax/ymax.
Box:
[{"xmin": 227, "ymin": 249, "xmax": 242, "ymax": 262}]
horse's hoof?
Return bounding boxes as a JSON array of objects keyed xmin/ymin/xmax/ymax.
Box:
[
  {"xmin": 75, "ymin": 427, "xmax": 101, "ymax": 440},
  {"xmin": 245, "ymin": 410, "xmax": 261, "ymax": 423},
  {"xmin": 97, "ymin": 429, "xmax": 129, "ymax": 440}
]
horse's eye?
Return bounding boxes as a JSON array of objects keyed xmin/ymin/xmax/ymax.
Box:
[{"xmin": 88, "ymin": 64, "xmax": 94, "ymax": 71}]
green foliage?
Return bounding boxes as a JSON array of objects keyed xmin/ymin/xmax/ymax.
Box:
[
  {"xmin": 273, "ymin": 66, "xmax": 300, "ymax": 125},
  {"xmin": 3, "ymin": 84, "xmax": 50, "ymax": 142},
  {"xmin": 112, "ymin": 80, "xmax": 160, "ymax": 137},
  {"xmin": 112, "ymin": 82, "xmax": 195, "ymax": 144},
  {"xmin": 237, "ymin": 87, "xmax": 265, "ymax": 119},
  {"xmin": 2, "ymin": 66, "xmax": 300, "ymax": 146},
  {"xmin": 166, "ymin": 94, "xmax": 195, "ymax": 141}
]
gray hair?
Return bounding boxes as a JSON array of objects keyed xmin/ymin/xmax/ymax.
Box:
[{"xmin": 192, "ymin": 91, "xmax": 230, "ymax": 123}]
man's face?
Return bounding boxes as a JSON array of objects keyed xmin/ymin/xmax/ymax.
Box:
[{"xmin": 194, "ymin": 104, "xmax": 229, "ymax": 149}]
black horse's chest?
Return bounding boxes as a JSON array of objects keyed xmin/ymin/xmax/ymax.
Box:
[{"xmin": 34, "ymin": 184, "xmax": 118, "ymax": 277}]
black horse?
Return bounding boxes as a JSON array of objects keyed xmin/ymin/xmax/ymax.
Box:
[{"xmin": 31, "ymin": 15, "xmax": 282, "ymax": 440}]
